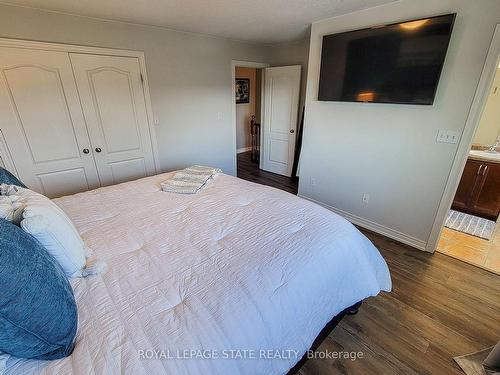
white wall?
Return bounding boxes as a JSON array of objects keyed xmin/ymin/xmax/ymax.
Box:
[
  {"xmin": 473, "ymin": 67, "xmax": 500, "ymax": 146},
  {"xmin": 300, "ymin": 0, "xmax": 500, "ymax": 249},
  {"xmin": 0, "ymin": 4, "xmax": 269, "ymax": 174},
  {"xmin": 235, "ymin": 67, "xmax": 257, "ymax": 150},
  {"xmin": 268, "ymin": 35, "xmax": 310, "ymax": 114}
]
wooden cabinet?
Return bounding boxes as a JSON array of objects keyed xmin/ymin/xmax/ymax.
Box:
[
  {"xmin": 452, "ymin": 158, "xmax": 500, "ymax": 221},
  {"xmin": 471, "ymin": 162, "xmax": 500, "ymax": 219}
]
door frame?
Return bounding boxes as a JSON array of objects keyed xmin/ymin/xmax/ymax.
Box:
[
  {"xmin": 427, "ymin": 24, "xmax": 500, "ymax": 253},
  {"xmin": 0, "ymin": 37, "xmax": 161, "ymax": 174},
  {"xmin": 231, "ymin": 60, "xmax": 269, "ymax": 176},
  {"xmin": 0, "ymin": 129, "xmax": 18, "ymax": 177}
]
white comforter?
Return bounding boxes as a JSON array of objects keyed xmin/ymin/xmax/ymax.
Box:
[{"xmin": 5, "ymin": 173, "xmax": 391, "ymax": 375}]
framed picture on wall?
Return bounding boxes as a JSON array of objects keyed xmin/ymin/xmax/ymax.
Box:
[{"xmin": 235, "ymin": 78, "xmax": 250, "ymax": 104}]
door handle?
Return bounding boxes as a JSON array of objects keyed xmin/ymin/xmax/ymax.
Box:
[
  {"xmin": 95, "ymin": 147, "xmax": 102, "ymax": 153},
  {"xmin": 290, "ymin": 129, "xmax": 295, "ymax": 134},
  {"xmin": 82, "ymin": 148, "xmax": 89, "ymax": 154},
  {"xmin": 477, "ymin": 165, "xmax": 483, "ymax": 175},
  {"xmin": 482, "ymin": 165, "xmax": 488, "ymax": 176}
]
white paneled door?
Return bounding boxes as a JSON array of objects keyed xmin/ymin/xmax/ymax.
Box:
[
  {"xmin": 70, "ymin": 54, "xmax": 156, "ymax": 186},
  {"xmin": 262, "ymin": 66, "xmax": 301, "ymax": 177},
  {"xmin": 0, "ymin": 46, "xmax": 156, "ymax": 197},
  {"xmin": 0, "ymin": 47, "xmax": 100, "ymax": 197}
]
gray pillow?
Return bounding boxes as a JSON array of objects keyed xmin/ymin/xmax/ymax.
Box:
[{"xmin": 0, "ymin": 218, "xmax": 77, "ymax": 359}]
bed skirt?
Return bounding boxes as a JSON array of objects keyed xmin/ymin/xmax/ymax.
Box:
[{"xmin": 286, "ymin": 301, "xmax": 363, "ymax": 375}]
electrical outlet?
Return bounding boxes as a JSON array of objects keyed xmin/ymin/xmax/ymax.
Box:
[
  {"xmin": 362, "ymin": 193, "xmax": 370, "ymax": 204},
  {"xmin": 310, "ymin": 177, "xmax": 317, "ymax": 186},
  {"xmin": 436, "ymin": 130, "xmax": 460, "ymax": 144}
]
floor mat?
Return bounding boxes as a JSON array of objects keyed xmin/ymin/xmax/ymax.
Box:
[
  {"xmin": 454, "ymin": 347, "xmax": 499, "ymax": 375},
  {"xmin": 445, "ymin": 210, "xmax": 496, "ymax": 240}
]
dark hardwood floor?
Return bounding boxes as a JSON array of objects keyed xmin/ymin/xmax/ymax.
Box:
[
  {"xmin": 299, "ymin": 229, "xmax": 500, "ymax": 375},
  {"xmin": 237, "ymin": 151, "xmax": 298, "ymax": 194},
  {"xmin": 237, "ymin": 150, "xmax": 500, "ymax": 374}
]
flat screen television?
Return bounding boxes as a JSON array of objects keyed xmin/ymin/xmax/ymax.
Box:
[{"xmin": 318, "ymin": 14, "xmax": 456, "ymax": 105}]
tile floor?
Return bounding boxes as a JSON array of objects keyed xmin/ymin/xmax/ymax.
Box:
[{"xmin": 437, "ymin": 221, "xmax": 500, "ymax": 275}]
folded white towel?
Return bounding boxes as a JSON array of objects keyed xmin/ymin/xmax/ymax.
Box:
[{"xmin": 161, "ymin": 165, "xmax": 222, "ymax": 194}]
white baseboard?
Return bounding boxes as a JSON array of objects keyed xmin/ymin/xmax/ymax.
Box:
[
  {"xmin": 298, "ymin": 194, "xmax": 428, "ymax": 251},
  {"xmin": 237, "ymin": 147, "xmax": 252, "ymax": 154}
]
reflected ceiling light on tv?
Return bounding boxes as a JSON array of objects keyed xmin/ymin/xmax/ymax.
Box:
[
  {"xmin": 356, "ymin": 91, "xmax": 375, "ymax": 102},
  {"xmin": 399, "ymin": 19, "xmax": 429, "ymax": 30}
]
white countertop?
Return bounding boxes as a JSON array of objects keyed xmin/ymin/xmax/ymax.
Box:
[{"xmin": 469, "ymin": 149, "xmax": 500, "ymax": 164}]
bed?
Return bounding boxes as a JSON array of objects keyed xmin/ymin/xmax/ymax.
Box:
[{"xmin": 3, "ymin": 172, "xmax": 391, "ymax": 375}]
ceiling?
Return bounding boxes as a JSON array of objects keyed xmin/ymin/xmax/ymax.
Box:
[{"xmin": 0, "ymin": 0, "xmax": 396, "ymax": 44}]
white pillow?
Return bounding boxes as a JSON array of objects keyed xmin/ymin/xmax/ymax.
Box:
[
  {"xmin": 0, "ymin": 183, "xmax": 21, "ymax": 196},
  {"xmin": 2, "ymin": 186, "xmax": 104, "ymax": 277},
  {"xmin": 0, "ymin": 195, "xmax": 24, "ymax": 224}
]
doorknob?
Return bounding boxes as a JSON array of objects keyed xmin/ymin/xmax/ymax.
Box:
[
  {"xmin": 82, "ymin": 148, "xmax": 89, "ymax": 154},
  {"xmin": 95, "ymin": 147, "xmax": 102, "ymax": 153},
  {"xmin": 290, "ymin": 129, "xmax": 295, "ymax": 133}
]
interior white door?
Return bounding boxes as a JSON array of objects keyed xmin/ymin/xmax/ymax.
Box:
[
  {"xmin": 0, "ymin": 47, "xmax": 100, "ymax": 197},
  {"xmin": 70, "ymin": 54, "xmax": 156, "ymax": 186},
  {"xmin": 261, "ymin": 65, "xmax": 301, "ymax": 177}
]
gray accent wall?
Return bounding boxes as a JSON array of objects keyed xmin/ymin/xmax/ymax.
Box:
[
  {"xmin": 299, "ymin": 0, "xmax": 500, "ymax": 248},
  {"xmin": 0, "ymin": 4, "xmax": 269, "ymax": 175},
  {"xmin": 0, "ymin": 4, "xmax": 312, "ymax": 177}
]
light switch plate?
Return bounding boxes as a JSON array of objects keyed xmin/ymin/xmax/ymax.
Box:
[{"xmin": 436, "ymin": 130, "xmax": 460, "ymax": 144}]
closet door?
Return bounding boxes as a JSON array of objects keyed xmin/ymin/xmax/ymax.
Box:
[
  {"xmin": 0, "ymin": 47, "xmax": 100, "ymax": 197},
  {"xmin": 70, "ymin": 54, "xmax": 156, "ymax": 186}
]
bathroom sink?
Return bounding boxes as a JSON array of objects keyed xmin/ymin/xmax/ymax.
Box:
[{"xmin": 469, "ymin": 149, "xmax": 500, "ymax": 162}]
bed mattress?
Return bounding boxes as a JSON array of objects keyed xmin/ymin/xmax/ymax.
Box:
[{"xmin": 4, "ymin": 173, "xmax": 391, "ymax": 374}]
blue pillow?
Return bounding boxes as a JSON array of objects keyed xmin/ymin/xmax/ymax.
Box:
[
  {"xmin": 0, "ymin": 219, "xmax": 77, "ymax": 360},
  {"xmin": 0, "ymin": 167, "xmax": 26, "ymax": 188}
]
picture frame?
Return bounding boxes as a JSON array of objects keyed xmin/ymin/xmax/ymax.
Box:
[{"xmin": 235, "ymin": 78, "xmax": 250, "ymax": 104}]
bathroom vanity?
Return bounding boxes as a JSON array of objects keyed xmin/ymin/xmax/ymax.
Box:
[{"xmin": 452, "ymin": 150, "xmax": 500, "ymax": 221}]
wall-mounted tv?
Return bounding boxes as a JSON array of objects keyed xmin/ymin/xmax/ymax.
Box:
[{"xmin": 318, "ymin": 14, "xmax": 456, "ymax": 105}]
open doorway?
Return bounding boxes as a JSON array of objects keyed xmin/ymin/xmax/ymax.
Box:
[
  {"xmin": 232, "ymin": 61, "xmax": 301, "ymax": 194},
  {"xmin": 434, "ymin": 29, "xmax": 500, "ymax": 274},
  {"xmin": 235, "ymin": 66, "xmax": 262, "ymax": 157}
]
